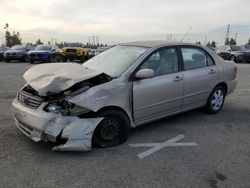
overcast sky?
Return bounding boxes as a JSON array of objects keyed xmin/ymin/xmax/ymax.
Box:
[{"xmin": 0, "ymin": 0, "xmax": 250, "ymax": 45}]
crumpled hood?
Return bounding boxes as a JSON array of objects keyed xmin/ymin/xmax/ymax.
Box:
[{"xmin": 23, "ymin": 63, "xmax": 102, "ymax": 96}]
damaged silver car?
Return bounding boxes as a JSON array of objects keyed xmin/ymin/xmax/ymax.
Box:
[{"xmin": 12, "ymin": 41, "xmax": 237, "ymax": 151}]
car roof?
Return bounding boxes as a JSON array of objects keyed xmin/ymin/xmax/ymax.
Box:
[{"xmin": 121, "ymin": 40, "xmax": 200, "ymax": 48}]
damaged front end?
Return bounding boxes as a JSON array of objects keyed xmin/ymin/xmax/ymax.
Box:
[{"xmin": 12, "ymin": 67, "xmax": 112, "ymax": 151}]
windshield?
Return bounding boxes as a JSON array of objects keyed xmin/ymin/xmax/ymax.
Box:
[
  {"xmin": 84, "ymin": 45, "xmax": 148, "ymax": 77},
  {"xmin": 231, "ymin": 45, "xmax": 246, "ymax": 51},
  {"xmin": 35, "ymin": 45, "xmax": 52, "ymax": 51},
  {"xmin": 11, "ymin": 45, "xmax": 26, "ymax": 50}
]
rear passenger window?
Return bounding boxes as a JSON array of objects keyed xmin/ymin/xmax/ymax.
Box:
[{"xmin": 181, "ymin": 47, "xmax": 214, "ymax": 70}]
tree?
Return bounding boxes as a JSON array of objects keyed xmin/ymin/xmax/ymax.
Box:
[
  {"xmin": 36, "ymin": 38, "xmax": 43, "ymax": 45},
  {"xmin": 229, "ymin": 38, "xmax": 236, "ymax": 45},
  {"xmin": 4, "ymin": 23, "xmax": 22, "ymax": 47},
  {"xmin": 11, "ymin": 31, "xmax": 22, "ymax": 46},
  {"xmin": 225, "ymin": 37, "xmax": 236, "ymax": 45},
  {"xmin": 247, "ymin": 38, "xmax": 250, "ymax": 45},
  {"xmin": 211, "ymin": 41, "xmax": 216, "ymax": 48}
]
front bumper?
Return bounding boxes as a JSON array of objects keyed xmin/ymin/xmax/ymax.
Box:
[
  {"xmin": 62, "ymin": 53, "xmax": 83, "ymax": 60},
  {"xmin": 4, "ymin": 54, "xmax": 25, "ymax": 60},
  {"xmin": 29, "ymin": 55, "xmax": 50, "ymax": 62},
  {"xmin": 12, "ymin": 98, "xmax": 103, "ymax": 151}
]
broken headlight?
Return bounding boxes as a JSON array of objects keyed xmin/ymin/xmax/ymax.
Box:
[{"xmin": 44, "ymin": 100, "xmax": 90, "ymax": 116}]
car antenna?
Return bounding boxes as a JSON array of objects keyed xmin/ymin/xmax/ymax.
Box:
[{"xmin": 180, "ymin": 27, "xmax": 192, "ymax": 42}]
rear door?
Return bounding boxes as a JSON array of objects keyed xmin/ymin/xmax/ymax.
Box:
[
  {"xmin": 180, "ymin": 46, "xmax": 219, "ymax": 109},
  {"xmin": 133, "ymin": 47, "xmax": 184, "ymax": 124}
]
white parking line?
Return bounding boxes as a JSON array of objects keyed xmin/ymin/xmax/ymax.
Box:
[{"xmin": 129, "ymin": 134, "xmax": 198, "ymax": 159}]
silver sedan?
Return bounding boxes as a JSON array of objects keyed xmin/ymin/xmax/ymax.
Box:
[{"xmin": 12, "ymin": 41, "xmax": 237, "ymax": 151}]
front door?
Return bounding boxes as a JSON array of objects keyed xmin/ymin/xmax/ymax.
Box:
[{"xmin": 133, "ymin": 47, "xmax": 184, "ymax": 124}]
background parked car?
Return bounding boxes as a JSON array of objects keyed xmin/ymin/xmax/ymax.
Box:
[
  {"xmin": 61, "ymin": 43, "xmax": 89, "ymax": 63},
  {"xmin": 28, "ymin": 44, "xmax": 62, "ymax": 64},
  {"xmin": 4, "ymin": 45, "xmax": 30, "ymax": 62},
  {"xmin": 216, "ymin": 45, "xmax": 250, "ymax": 63},
  {"xmin": 244, "ymin": 44, "xmax": 250, "ymax": 51},
  {"xmin": 0, "ymin": 46, "xmax": 7, "ymax": 61}
]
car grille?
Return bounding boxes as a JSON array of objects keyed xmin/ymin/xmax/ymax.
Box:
[
  {"xmin": 30, "ymin": 53, "xmax": 45, "ymax": 57},
  {"xmin": 65, "ymin": 49, "xmax": 77, "ymax": 53},
  {"xmin": 17, "ymin": 89, "xmax": 44, "ymax": 109}
]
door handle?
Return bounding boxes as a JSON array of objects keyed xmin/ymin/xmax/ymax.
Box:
[
  {"xmin": 173, "ymin": 76, "xmax": 183, "ymax": 82},
  {"xmin": 209, "ymin": 69, "xmax": 216, "ymax": 74}
]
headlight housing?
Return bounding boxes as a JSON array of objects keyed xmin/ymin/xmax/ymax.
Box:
[{"xmin": 44, "ymin": 100, "xmax": 90, "ymax": 116}]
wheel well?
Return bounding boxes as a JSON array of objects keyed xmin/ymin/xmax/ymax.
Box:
[
  {"xmin": 97, "ymin": 106, "xmax": 130, "ymax": 121},
  {"xmin": 216, "ymin": 82, "xmax": 228, "ymax": 94}
]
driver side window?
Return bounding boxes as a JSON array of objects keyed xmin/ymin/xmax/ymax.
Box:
[{"xmin": 140, "ymin": 48, "xmax": 178, "ymax": 77}]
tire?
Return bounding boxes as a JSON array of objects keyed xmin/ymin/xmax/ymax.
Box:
[
  {"xmin": 48, "ymin": 57, "xmax": 52, "ymax": 63},
  {"xmin": 93, "ymin": 110, "xmax": 130, "ymax": 148},
  {"xmin": 24, "ymin": 56, "xmax": 28, "ymax": 63},
  {"xmin": 4, "ymin": 58, "xmax": 10, "ymax": 63},
  {"xmin": 230, "ymin": 55, "xmax": 236, "ymax": 62},
  {"xmin": 57, "ymin": 57, "xmax": 62, "ymax": 62},
  {"xmin": 80, "ymin": 56, "xmax": 85, "ymax": 63},
  {"xmin": 205, "ymin": 86, "xmax": 225, "ymax": 114},
  {"xmin": 62, "ymin": 57, "xmax": 67, "ymax": 62}
]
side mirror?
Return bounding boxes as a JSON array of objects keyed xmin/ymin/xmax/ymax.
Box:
[{"xmin": 135, "ymin": 69, "xmax": 154, "ymax": 79}]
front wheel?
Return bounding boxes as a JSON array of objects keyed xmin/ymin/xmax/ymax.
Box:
[
  {"xmin": 205, "ymin": 86, "xmax": 225, "ymax": 114},
  {"xmin": 230, "ymin": 55, "xmax": 236, "ymax": 62},
  {"xmin": 93, "ymin": 110, "xmax": 130, "ymax": 148}
]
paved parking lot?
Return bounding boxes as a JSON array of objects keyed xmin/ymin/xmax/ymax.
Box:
[{"xmin": 0, "ymin": 61, "xmax": 249, "ymax": 188}]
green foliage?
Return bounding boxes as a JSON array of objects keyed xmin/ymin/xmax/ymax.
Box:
[
  {"xmin": 206, "ymin": 41, "xmax": 216, "ymax": 48},
  {"xmin": 247, "ymin": 38, "xmax": 250, "ymax": 45},
  {"xmin": 36, "ymin": 39, "xmax": 43, "ymax": 45},
  {"xmin": 225, "ymin": 37, "xmax": 236, "ymax": 45},
  {"xmin": 4, "ymin": 23, "xmax": 22, "ymax": 47}
]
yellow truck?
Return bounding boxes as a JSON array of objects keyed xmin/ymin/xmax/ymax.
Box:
[{"xmin": 61, "ymin": 43, "xmax": 89, "ymax": 63}]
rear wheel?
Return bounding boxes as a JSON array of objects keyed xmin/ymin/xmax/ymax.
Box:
[
  {"xmin": 93, "ymin": 110, "xmax": 130, "ymax": 148},
  {"xmin": 205, "ymin": 86, "xmax": 225, "ymax": 114}
]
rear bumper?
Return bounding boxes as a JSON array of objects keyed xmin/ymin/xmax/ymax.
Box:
[
  {"xmin": 227, "ymin": 79, "xmax": 237, "ymax": 95},
  {"xmin": 12, "ymin": 98, "xmax": 103, "ymax": 151}
]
